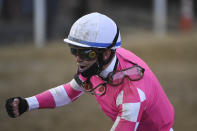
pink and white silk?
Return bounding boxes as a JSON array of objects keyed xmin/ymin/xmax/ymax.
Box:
[
  {"xmin": 90, "ymin": 48, "xmax": 174, "ymax": 131},
  {"xmin": 25, "ymin": 48, "xmax": 174, "ymax": 131},
  {"xmin": 25, "ymin": 79, "xmax": 84, "ymax": 110}
]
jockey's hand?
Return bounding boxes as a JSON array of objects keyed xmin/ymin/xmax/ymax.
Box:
[{"xmin": 5, "ymin": 97, "xmax": 28, "ymax": 118}]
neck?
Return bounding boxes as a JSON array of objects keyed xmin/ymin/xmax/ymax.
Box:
[
  {"xmin": 103, "ymin": 55, "xmax": 115, "ymax": 70},
  {"xmin": 100, "ymin": 55, "xmax": 117, "ymax": 78}
]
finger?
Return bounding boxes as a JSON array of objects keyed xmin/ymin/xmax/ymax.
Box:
[
  {"xmin": 12, "ymin": 98, "xmax": 20, "ymax": 117},
  {"xmin": 13, "ymin": 98, "xmax": 20, "ymax": 105},
  {"xmin": 11, "ymin": 98, "xmax": 19, "ymax": 107},
  {"xmin": 10, "ymin": 98, "xmax": 19, "ymax": 106},
  {"xmin": 13, "ymin": 109, "xmax": 19, "ymax": 117}
]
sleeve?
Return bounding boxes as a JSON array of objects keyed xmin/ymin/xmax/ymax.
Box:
[
  {"xmin": 110, "ymin": 88, "xmax": 146, "ymax": 131},
  {"xmin": 25, "ymin": 79, "xmax": 84, "ymax": 111}
]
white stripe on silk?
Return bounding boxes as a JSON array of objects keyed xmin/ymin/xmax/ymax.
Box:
[
  {"xmin": 134, "ymin": 122, "xmax": 139, "ymax": 131},
  {"xmin": 169, "ymin": 128, "xmax": 174, "ymax": 131},
  {"xmin": 25, "ymin": 96, "xmax": 39, "ymax": 111},
  {"xmin": 116, "ymin": 90, "xmax": 124, "ymax": 106},
  {"xmin": 137, "ymin": 88, "xmax": 146, "ymax": 102},
  {"xmin": 69, "ymin": 79, "xmax": 84, "ymax": 91},
  {"xmin": 49, "ymin": 85, "xmax": 72, "ymax": 107},
  {"xmin": 110, "ymin": 116, "xmax": 121, "ymax": 131},
  {"xmin": 121, "ymin": 102, "xmax": 140, "ymax": 122}
]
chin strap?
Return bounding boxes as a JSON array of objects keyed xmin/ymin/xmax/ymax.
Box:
[
  {"xmin": 80, "ymin": 50, "xmax": 115, "ymax": 78},
  {"xmin": 81, "ymin": 61, "xmax": 100, "ymax": 78}
]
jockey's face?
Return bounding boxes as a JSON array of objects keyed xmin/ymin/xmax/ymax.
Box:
[
  {"xmin": 75, "ymin": 54, "xmax": 98, "ymax": 72},
  {"xmin": 69, "ymin": 47, "xmax": 98, "ymax": 72}
]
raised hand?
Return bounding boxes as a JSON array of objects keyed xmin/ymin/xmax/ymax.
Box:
[{"xmin": 5, "ymin": 97, "xmax": 28, "ymax": 118}]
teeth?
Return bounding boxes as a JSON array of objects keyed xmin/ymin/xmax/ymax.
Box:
[
  {"xmin": 79, "ymin": 65, "xmax": 87, "ymax": 70},
  {"xmin": 78, "ymin": 65, "xmax": 88, "ymax": 72},
  {"xmin": 78, "ymin": 63, "xmax": 88, "ymax": 68},
  {"xmin": 77, "ymin": 62, "xmax": 94, "ymax": 72},
  {"xmin": 80, "ymin": 65, "xmax": 86, "ymax": 69}
]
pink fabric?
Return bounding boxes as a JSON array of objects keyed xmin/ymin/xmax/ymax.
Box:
[
  {"xmin": 35, "ymin": 91, "xmax": 56, "ymax": 108},
  {"xmin": 64, "ymin": 83, "xmax": 82, "ymax": 101},
  {"xmin": 115, "ymin": 119, "xmax": 136, "ymax": 131},
  {"xmin": 89, "ymin": 48, "xmax": 174, "ymax": 131},
  {"xmin": 78, "ymin": 74, "xmax": 87, "ymax": 81},
  {"xmin": 34, "ymin": 83, "xmax": 82, "ymax": 109}
]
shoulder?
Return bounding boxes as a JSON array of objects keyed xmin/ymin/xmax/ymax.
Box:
[{"xmin": 116, "ymin": 48, "xmax": 145, "ymax": 66}]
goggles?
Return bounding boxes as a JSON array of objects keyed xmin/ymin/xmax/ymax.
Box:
[
  {"xmin": 107, "ymin": 65, "xmax": 145, "ymax": 86},
  {"xmin": 82, "ymin": 65, "xmax": 145, "ymax": 96},
  {"xmin": 70, "ymin": 47, "xmax": 97, "ymax": 60}
]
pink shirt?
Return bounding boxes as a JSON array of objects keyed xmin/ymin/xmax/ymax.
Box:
[{"xmin": 25, "ymin": 48, "xmax": 174, "ymax": 131}]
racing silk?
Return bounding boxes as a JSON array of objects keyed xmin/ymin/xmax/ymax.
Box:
[
  {"xmin": 25, "ymin": 48, "xmax": 174, "ymax": 131},
  {"xmin": 90, "ymin": 48, "xmax": 174, "ymax": 131},
  {"xmin": 25, "ymin": 79, "xmax": 84, "ymax": 110}
]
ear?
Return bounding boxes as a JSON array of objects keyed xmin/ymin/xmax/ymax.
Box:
[{"xmin": 103, "ymin": 49, "xmax": 111, "ymax": 61}]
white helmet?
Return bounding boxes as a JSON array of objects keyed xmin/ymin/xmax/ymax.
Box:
[{"xmin": 64, "ymin": 12, "xmax": 121, "ymax": 50}]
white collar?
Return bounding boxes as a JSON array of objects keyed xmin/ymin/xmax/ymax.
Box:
[{"xmin": 99, "ymin": 55, "xmax": 117, "ymax": 78}]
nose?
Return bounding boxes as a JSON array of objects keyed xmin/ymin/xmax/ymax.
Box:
[{"xmin": 76, "ymin": 55, "xmax": 83, "ymax": 62}]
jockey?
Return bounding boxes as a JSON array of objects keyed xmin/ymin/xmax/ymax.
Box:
[{"xmin": 5, "ymin": 12, "xmax": 174, "ymax": 131}]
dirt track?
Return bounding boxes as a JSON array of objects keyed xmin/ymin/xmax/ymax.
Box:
[{"xmin": 0, "ymin": 33, "xmax": 197, "ymax": 131}]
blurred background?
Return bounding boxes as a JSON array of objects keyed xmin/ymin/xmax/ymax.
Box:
[{"xmin": 0, "ymin": 0, "xmax": 197, "ymax": 131}]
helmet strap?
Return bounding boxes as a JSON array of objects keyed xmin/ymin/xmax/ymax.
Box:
[
  {"xmin": 80, "ymin": 61, "xmax": 100, "ymax": 78},
  {"xmin": 107, "ymin": 26, "xmax": 119, "ymax": 49},
  {"xmin": 98, "ymin": 49, "xmax": 115, "ymax": 67},
  {"xmin": 80, "ymin": 50, "xmax": 115, "ymax": 78}
]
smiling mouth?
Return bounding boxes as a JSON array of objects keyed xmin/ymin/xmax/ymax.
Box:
[
  {"xmin": 79, "ymin": 65, "xmax": 86, "ymax": 69},
  {"xmin": 78, "ymin": 64, "xmax": 89, "ymax": 72},
  {"xmin": 77, "ymin": 60, "xmax": 97, "ymax": 72}
]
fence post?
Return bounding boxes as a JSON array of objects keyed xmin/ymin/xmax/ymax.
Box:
[
  {"xmin": 153, "ymin": 0, "xmax": 167, "ymax": 35},
  {"xmin": 180, "ymin": 0, "xmax": 194, "ymax": 32},
  {"xmin": 33, "ymin": 0, "xmax": 46, "ymax": 48}
]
